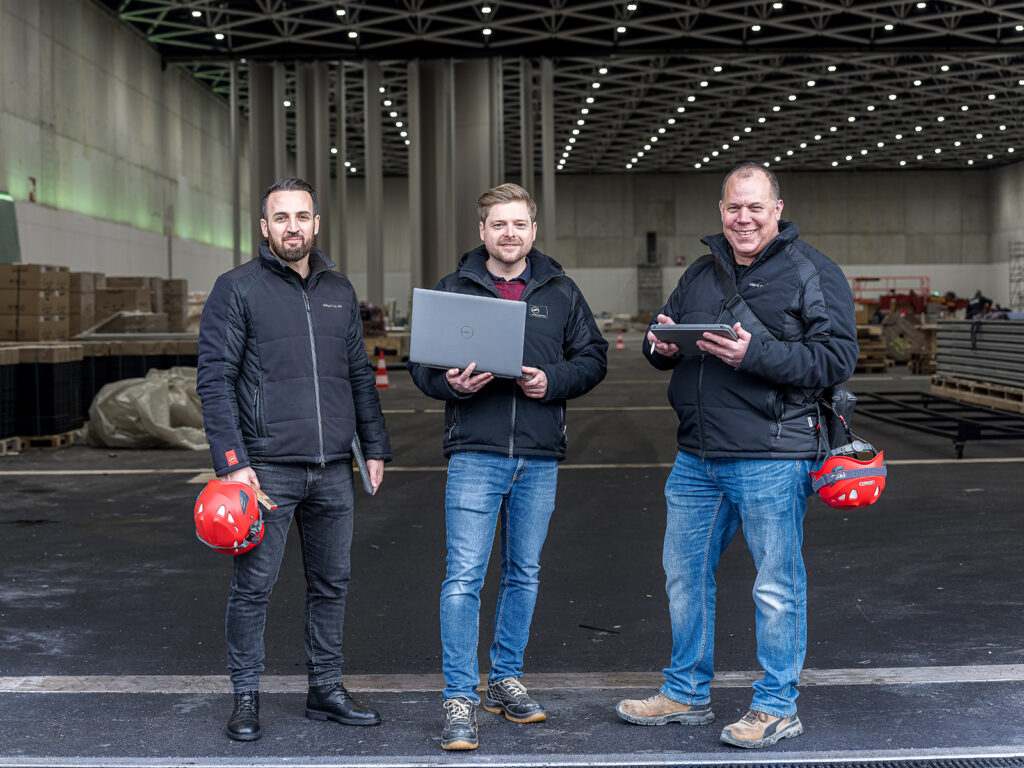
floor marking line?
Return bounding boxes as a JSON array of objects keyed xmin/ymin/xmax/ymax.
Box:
[{"xmin": 2, "ymin": 664, "xmax": 1021, "ymax": 694}]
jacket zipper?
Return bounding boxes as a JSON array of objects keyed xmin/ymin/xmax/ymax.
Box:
[{"xmin": 301, "ymin": 287, "xmax": 326, "ymax": 467}]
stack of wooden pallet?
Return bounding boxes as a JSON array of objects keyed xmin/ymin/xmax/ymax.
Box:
[
  {"xmin": 931, "ymin": 319, "xmax": 1024, "ymax": 412},
  {"xmin": 855, "ymin": 325, "xmax": 889, "ymax": 373}
]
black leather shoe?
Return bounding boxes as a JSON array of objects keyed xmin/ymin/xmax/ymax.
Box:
[
  {"xmin": 226, "ymin": 691, "xmax": 261, "ymax": 741},
  {"xmin": 306, "ymin": 682, "xmax": 381, "ymax": 726}
]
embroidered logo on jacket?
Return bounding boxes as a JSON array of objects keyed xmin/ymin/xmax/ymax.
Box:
[
  {"xmin": 226, "ymin": 449, "xmax": 239, "ymax": 466},
  {"xmin": 529, "ymin": 304, "xmax": 548, "ymax": 319},
  {"xmin": 322, "ymin": 303, "xmax": 344, "ymax": 309},
  {"xmin": 747, "ymin": 279, "xmax": 767, "ymax": 289}
]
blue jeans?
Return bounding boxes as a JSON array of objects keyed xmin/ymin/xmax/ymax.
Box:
[
  {"xmin": 225, "ymin": 460, "xmax": 354, "ymax": 693},
  {"xmin": 660, "ymin": 451, "xmax": 814, "ymax": 717},
  {"xmin": 440, "ymin": 452, "xmax": 558, "ymax": 703}
]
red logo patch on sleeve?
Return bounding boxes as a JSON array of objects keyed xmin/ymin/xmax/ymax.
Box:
[{"xmin": 226, "ymin": 449, "xmax": 239, "ymax": 466}]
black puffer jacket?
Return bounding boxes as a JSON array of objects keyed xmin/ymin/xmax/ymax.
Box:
[
  {"xmin": 197, "ymin": 242, "xmax": 391, "ymax": 476},
  {"xmin": 409, "ymin": 246, "xmax": 607, "ymax": 460},
  {"xmin": 645, "ymin": 221, "xmax": 858, "ymax": 460}
]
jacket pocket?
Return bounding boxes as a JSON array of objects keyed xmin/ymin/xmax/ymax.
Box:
[{"xmin": 253, "ymin": 384, "xmax": 266, "ymax": 437}]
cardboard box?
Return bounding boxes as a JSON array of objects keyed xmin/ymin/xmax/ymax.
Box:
[
  {"xmin": 0, "ymin": 289, "xmax": 68, "ymax": 315},
  {"xmin": 104, "ymin": 276, "xmax": 150, "ymax": 288},
  {"xmin": 0, "ymin": 314, "xmax": 69, "ymax": 341},
  {"xmin": 70, "ymin": 271, "xmax": 105, "ymax": 292},
  {"xmin": 101, "ymin": 311, "xmax": 168, "ymax": 334},
  {"xmin": 96, "ymin": 287, "xmax": 151, "ymax": 317},
  {"xmin": 0, "ymin": 264, "xmax": 72, "ymax": 291}
]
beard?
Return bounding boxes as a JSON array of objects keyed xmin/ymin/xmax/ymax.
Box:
[
  {"xmin": 487, "ymin": 239, "xmax": 529, "ymax": 264},
  {"xmin": 270, "ymin": 232, "xmax": 312, "ymax": 263}
]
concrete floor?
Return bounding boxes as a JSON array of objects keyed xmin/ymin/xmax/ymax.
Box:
[{"xmin": 2, "ymin": 332, "xmax": 1023, "ymax": 767}]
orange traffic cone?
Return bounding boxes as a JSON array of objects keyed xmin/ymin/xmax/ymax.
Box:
[
  {"xmin": 615, "ymin": 330, "xmax": 625, "ymax": 351},
  {"xmin": 375, "ymin": 350, "xmax": 390, "ymax": 389}
]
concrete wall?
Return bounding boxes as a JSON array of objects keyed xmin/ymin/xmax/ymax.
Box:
[{"xmin": 1, "ymin": 0, "xmax": 248, "ymax": 283}]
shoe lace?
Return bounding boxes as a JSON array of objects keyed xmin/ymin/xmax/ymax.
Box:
[
  {"xmin": 235, "ymin": 692, "xmax": 258, "ymax": 713},
  {"xmin": 740, "ymin": 710, "xmax": 763, "ymax": 725},
  {"xmin": 497, "ymin": 677, "xmax": 529, "ymax": 700},
  {"xmin": 443, "ymin": 697, "xmax": 473, "ymax": 725}
]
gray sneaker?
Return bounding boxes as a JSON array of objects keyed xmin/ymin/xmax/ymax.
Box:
[
  {"xmin": 483, "ymin": 677, "xmax": 547, "ymax": 723},
  {"xmin": 441, "ymin": 697, "xmax": 478, "ymax": 750}
]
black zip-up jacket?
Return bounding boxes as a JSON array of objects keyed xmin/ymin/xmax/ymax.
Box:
[
  {"xmin": 644, "ymin": 221, "xmax": 858, "ymax": 460},
  {"xmin": 197, "ymin": 242, "xmax": 391, "ymax": 476},
  {"xmin": 408, "ymin": 246, "xmax": 608, "ymax": 460}
]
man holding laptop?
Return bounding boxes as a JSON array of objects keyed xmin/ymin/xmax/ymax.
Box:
[
  {"xmin": 408, "ymin": 183, "xmax": 607, "ymax": 751},
  {"xmin": 616, "ymin": 163, "xmax": 858, "ymax": 748}
]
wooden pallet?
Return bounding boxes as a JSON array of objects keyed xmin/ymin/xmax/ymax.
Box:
[
  {"xmin": 930, "ymin": 375, "xmax": 1024, "ymax": 414},
  {"xmin": 908, "ymin": 354, "xmax": 937, "ymax": 375},
  {"xmin": 18, "ymin": 431, "xmax": 76, "ymax": 450},
  {"xmin": 0, "ymin": 436, "xmax": 20, "ymax": 456}
]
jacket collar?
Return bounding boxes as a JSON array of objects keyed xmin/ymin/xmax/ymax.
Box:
[
  {"xmin": 258, "ymin": 240, "xmax": 337, "ymax": 279},
  {"xmin": 701, "ymin": 220, "xmax": 799, "ymax": 270},
  {"xmin": 457, "ymin": 244, "xmax": 563, "ymax": 289}
]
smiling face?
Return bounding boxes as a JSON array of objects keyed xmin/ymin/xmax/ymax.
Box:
[
  {"xmin": 719, "ymin": 169, "xmax": 784, "ymax": 265},
  {"xmin": 479, "ymin": 200, "xmax": 537, "ymax": 277},
  {"xmin": 260, "ymin": 189, "xmax": 319, "ymax": 268}
]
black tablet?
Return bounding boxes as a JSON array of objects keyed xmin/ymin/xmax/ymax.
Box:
[{"xmin": 650, "ymin": 323, "xmax": 738, "ymax": 351}]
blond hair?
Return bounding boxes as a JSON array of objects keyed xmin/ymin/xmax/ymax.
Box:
[{"xmin": 476, "ymin": 183, "xmax": 537, "ymax": 223}]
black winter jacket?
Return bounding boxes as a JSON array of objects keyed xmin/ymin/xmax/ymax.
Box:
[
  {"xmin": 197, "ymin": 243, "xmax": 391, "ymax": 476},
  {"xmin": 645, "ymin": 221, "xmax": 858, "ymax": 460},
  {"xmin": 409, "ymin": 246, "xmax": 608, "ymax": 460}
]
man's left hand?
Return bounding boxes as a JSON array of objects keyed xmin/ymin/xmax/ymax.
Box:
[
  {"xmin": 696, "ymin": 322, "xmax": 751, "ymax": 368},
  {"xmin": 518, "ymin": 366, "xmax": 548, "ymax": 399},
  {"xmin": 366, "ymin": 459, "xmax": 384, "ymax": 495}
]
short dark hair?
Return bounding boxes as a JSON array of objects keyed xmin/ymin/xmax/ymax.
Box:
[
  {"xmin": 721, "ymin": 162, "xmax": 780, "ymax": 204},
  {"xmin": 261, "ymin": 177, "xmax": 318, "ymax": 220},
  {"xmin": 477, "ymin": 183, "xmax": 537, "ymax": 223}
]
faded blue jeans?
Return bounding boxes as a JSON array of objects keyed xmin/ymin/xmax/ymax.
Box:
[
  {"xmin": 660, "ymin": 450, "xmax": 814, "ymax": 717},
  {"xmin": 225, "ymin": 460, "xmax": 354, "ymax": 693},
  {"xmin": 440, "ymin": 452, "xmax": 558, "ymax": 703}
]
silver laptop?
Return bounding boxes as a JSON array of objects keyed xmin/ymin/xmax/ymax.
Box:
[{"xmin": 409, "ymin": 288, "xmax": 526, "ymax": 378}]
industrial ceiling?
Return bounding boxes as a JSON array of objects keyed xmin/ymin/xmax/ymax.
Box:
[{"xmin": 101, "ymin": 1, "xmax": 1024, "ymax": 177}]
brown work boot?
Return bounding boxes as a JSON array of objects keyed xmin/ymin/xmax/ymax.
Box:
[
  {"xmin": 720, "ymin": 709, "xmax": 803, "ymax": 748},
  {"xmin": 615, "ymin": 692, "xmax": 714, "ymax": 726}
]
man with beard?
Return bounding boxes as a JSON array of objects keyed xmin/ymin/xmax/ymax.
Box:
[
  {"xmin": 409, "ymin": 183, "xmax": 608, "ymax": 751},
  {"xmin": 197, "ymin": 177, "xmax": 391, "ymax": 741}
]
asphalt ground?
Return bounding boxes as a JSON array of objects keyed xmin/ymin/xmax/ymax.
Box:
[{"xmin": 2, "ymin": 331, "xmax": 1022, "ymax": 766}]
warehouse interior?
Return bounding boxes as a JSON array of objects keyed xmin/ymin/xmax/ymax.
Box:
[{"xmin": 2, "ymin": 1, "xmax": 1024, "ymax": 766}]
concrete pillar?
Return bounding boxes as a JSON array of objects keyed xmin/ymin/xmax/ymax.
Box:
[
  {"xmin": 364, "ymin": 61, "xmax": 384, "ymax": 306},
  {"xmin": 490, "ymin": 57, "xmax": 504, "ymax": 185},
  {"xmin": 294, "ymin": 63, "xmax": 314, "ymax": 180},
  {"xmin": 248, "ymin": 62, "xmax": 276, "ymax": 256},
  {"xmin": 312, "ymin": 62, "xmax": 331, "ymax": 263},
  {"xmin": 409, "ymin": 59, "xmax": 454, "ymax": 290},
  {"xmin": 453, "ymin": 60, "xmax": 497, "ymax": 255},
  {"xmin": 272, "ymin": 63, "xmax": 288, "ymax": 179},
  {"xmin": 519, "ymin": 58, "xmax": 534, "ymax": 194},
  {"xmin": 539, "ymin": 58, "xmax": 556, "ymax": 254},
  {"xmin": 334, "ymin": 62, "xmax": 348, "ymax": 274},
  {"xmin": 230, "ymin": 60, "xmax": 241, "ymax": 267}
]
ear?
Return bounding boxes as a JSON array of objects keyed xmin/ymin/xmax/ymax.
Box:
[
  {"xmin": 479, "ymin": 220, "xmax": 486, "ymax": 243},
  {"xmin": 260, "ymin": 219, "xmax": 270, "ymax": 238},
  {"xmin": 313, "ymin": 215, "xmax": 320, "ymax": 237},
  {"xmin": 774, "ymin": 199, "xmax": 784, "ymax": 219}
]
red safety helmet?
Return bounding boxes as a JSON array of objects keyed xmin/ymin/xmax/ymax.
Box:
[
  {"xmin": 193, "ymin": 479, "xmax": 264, "ymax": 554},
  {"xmin": 810, "ymin": 439, "xmax": 887, "ymax": 509}
]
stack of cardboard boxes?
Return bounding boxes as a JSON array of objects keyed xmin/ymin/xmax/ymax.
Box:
[
  {"xmin": 0, "ymin": 264, "xmax": 71, "ymax": 341},
  {"xmin": 70, "ymin": 271, "xmax": 104, "ymax": 335}
]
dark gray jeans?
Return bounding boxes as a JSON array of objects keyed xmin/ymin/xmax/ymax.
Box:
[{"xmin": 225, "ymin": 460, "xmax": 354, "ymax": 692}]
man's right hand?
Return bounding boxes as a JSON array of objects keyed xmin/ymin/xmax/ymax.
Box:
[
  {"xmin": 647, "ymin": 313, "xmax": 680, "ymax": 357},
  {"xmin": 446, "ymin": 362, "xmax": 494, "ymax": 394},
  {"xmin": 222, "ymin": 465, "xmax": 260, "ymax": 489}
]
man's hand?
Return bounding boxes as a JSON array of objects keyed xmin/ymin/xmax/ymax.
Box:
[
  {"xmin": 646, "ymin": 313, "xmax": 680, "ymax": 357},
  {"xmin": 445, "ymin": 362, "xmax": 494, "ymax": 394},
  {"xmin": 696, "ymin": 322, "xmax": 751, "ymax": 368},
  {"xmin": 222, "ymin": 466, "xmax": 260, "ymax": 489},
  {"xmin": 518, "ymin": 366, "xmax": 548, "ymax": 399},
  {"xmin": 366, "ymin": 459, "xmax": 384, "ymax": 495}
]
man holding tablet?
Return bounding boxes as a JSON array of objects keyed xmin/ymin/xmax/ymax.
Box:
[
  {"xmin": 408, "ymin": 183, "xmax": 607, "ymax": 751},
  {"xmin": 617, "ymin": 163, "xmax": 858, "ymax": 749}
]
